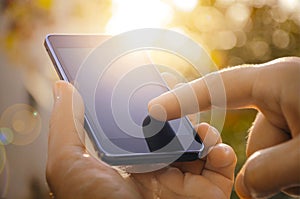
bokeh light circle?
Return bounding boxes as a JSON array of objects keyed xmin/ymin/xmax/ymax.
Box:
[
  {"xmin": 272, "ymin": 29, "xmax": 290, "ymax": 49},
  {"xmin": 0, "ymin": 104, "xmax": 41, "ymax": 146}
]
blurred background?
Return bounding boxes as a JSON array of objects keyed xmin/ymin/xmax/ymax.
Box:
[{"xmin": 0, "ymin": 0, "xmax": 299, "ymax": 198}]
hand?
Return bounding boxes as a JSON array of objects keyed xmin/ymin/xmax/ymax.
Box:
[
  {"xmin": 149, "ymin": 57, "xmax": 300, "ymax": 198},
  {"xmin": 46, "ymin": 81, "xmax": 237, "ymax": 199}
]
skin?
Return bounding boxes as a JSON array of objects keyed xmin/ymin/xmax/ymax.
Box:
[
  {"xmin": 149, "ymin": 57, "xmax": 300, "ymax": 198},
  {"xmin": 46, "ymin": 81, "xmax": 237, "ymax": 199}
]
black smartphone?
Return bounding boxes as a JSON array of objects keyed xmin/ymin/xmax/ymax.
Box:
[{"xmin": 44, "ymin": 34, "xmax": 204, "ymax": 165}]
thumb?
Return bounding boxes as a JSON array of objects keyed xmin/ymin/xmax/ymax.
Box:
[
  {"xmin": 235, "ymin": 135, "xmax": 300, "ymax": 198},
  {"xmin": 47, "ymin": 81, "xmax": 86, "ymax": 195},
  {"xmin": 48, "ymin": 81, "xmax": 85, "ymax": 158}
]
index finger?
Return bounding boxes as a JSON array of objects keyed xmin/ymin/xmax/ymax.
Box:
[{"xmin": 148, "ymin": 65, "xmax": 259, "ymax": 121}]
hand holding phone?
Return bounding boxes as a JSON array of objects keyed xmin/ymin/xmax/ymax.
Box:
[{"xmin": 47, "ymin": 80, "xmax": 236, "ymax": 198}]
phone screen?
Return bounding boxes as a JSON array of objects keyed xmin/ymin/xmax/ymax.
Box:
[{"xmin": 46, "ymin": 35, "xmax": 203, "ymax": 159}]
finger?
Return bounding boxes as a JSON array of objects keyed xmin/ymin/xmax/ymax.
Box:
[
  {"xmin": 197, "ymin": 123, "xmax": 222, "ymax": 158},
  {"xmin": 245, "ymin": 112, "xmax": 295, "ymax": 197},
  {"xmin": 47, "ymin": 81, "xmax": 86, "ymax": 196},
  {"xmin": 235, "ymin": 136, "xmax": 300, "ymax": 199},
  {"xmin": 159, "ymin": 144, "xmax": 236, "ymax": 198},
  {"xmin": 203, "ymin": 143, "xmax": 237, "ymax": 181},
  {"xmin": 48, "ymin": 81, "xmax": 85, "ymax": 158},
  {"xmin": 161, "ymin": 72, "xmax": 201, "ymax": 125},
  {"xmin": 161, "ymin": 72, "xmax": 181, "ymax": 89},
  {"xmin": 133, "ymin": 126, "xmax": 236, "ymax": 199},
  {"xmin": 197, "ymin": 123, "xmax": 222, "ymax": 145},
  {"xmin": 149, "ymin": 66, "xmax": 259, "ymax": 121},
  {"xmin": 246, "ymin": 112, "xmax": 290, "ymax": 157},
  {"xmin": 172, "ymin": 123, "xmax": 222, "ymax": 174}
]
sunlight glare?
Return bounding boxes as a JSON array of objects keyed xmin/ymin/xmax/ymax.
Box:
[
  {"xmin": 83, "ymin": 153, "xmax": 90, "ymax": 158},
  {"xmin": 279, "ymin": 0, "xmax": 300, "ymax": 13},
  {"xmin": 106, "ymin": 0, "xmax": 173, "ymax": 34},
  {"xmin": 173, "ymin": 0, "xmax": 198, "ymax": 12}
]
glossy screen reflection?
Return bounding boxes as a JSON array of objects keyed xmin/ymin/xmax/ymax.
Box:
[{"xmin": 57, "ymin": 47, "xmax": 201, "ymax": 155}]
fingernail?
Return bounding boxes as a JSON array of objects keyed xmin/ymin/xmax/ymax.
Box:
[
  {"xmin": 210, "ymin": 126, "xmax": 221, "ymax": 139},
  {"xmin": 148, "ymin": 103, "xmax": 167, "ymax": 121},
  {"xmin": 200, "ymin": 126, "xmax": 220, "ymax": 158}
]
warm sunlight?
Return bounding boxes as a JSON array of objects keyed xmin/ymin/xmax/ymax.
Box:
[
  {"xmin": 105, "ymin": 0, "xmax": 173, "ymax": 34},
  {"xmin": 173, "ymin": 0, "xmax": 198, "ymax": 12},
  {"xmin": 1, "ymin": 0, "xmax": 299, "ymax": 198}
]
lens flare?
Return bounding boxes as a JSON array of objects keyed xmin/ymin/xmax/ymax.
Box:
[
  {"xmin": 0, "ymin": 104, "xmax": 41, "ymax": 146},
  {"xmin": 0, "ymin": 128, "xmax": 13, "ymax": 145}
]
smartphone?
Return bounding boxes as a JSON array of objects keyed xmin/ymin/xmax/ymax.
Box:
[{"xmin": 44, "ymin": 34, "xmax": 204, "ymax": 165}]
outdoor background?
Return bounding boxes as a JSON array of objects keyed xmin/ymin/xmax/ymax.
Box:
[{"xmin": 0, "ymin": 0, "xmax": 299, "ymax": 198}]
